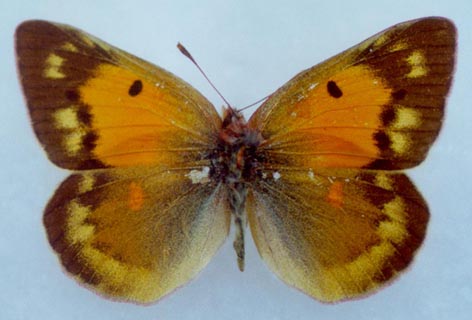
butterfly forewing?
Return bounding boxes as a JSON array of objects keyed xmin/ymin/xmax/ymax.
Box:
[
  {"xmin": 16, "ymin": 20, "xmax": 221, "ymax": 170},
  {"xmin": 249, "ymin": 17, "xmax": 456, "ymax": 170}
]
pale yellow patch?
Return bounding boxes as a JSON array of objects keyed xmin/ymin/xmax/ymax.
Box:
[
  {"xmin": 54, "ymin": 107, "xmax": 79, "ymax": 129},
  {"xmin": 378, "ymin": 220, "xmax": 406, "ymax": 244},
  {"xmin": 44, "ymin": 53, "xmax": 65, "ymax": 79},
  {"xmin": 389, "ymin": 131, "xmax": 410, "ymax": 154},
  {"xmin": 393, "ymin": 107, "xmax": 421, "ymax": 129},
  {"xmin": 81, "ymin": 245, "xmax": 160, "ymax": 302},
  {"xmin": 66, "ymin": 200, "xmax": 94, "ymax": 244},
  {"xmin": 81, "ymin": 33, "xmax": 112, "ymax": 52},
  {"xmin": 61, "ymin": 42, "xmax": 79, "ymax": 52},
  {"xmin": 78, "ymin": 174, "xmax": 95, "ymax": 193},
  {"xmin": 64, "ymin": 129, "xmax": 87, "ymax": 156},
  {"xmin": 375, "ymin": 173, "xmax": 393, "ymax": 190},
  {"xmin": 389, "ymin": 41, "xmax": 408, "ymax": 52},
  {"xmin": 378, "ymin": 196, "xmax": 407, "ymax": 244},
  {"xmin": 383, "ymin": 196, "xmax": 405, "ymax": 219},
  {"xmin": 407, "ymin": 50, "xmax": 428, "ymax": 78},
  {"xmin": 373, "ymin": 34, "xmax": 389, "ymax": 48},
  {"xmin": 319, "ymin": 240, "xmax": 397, "ymax": 301},
  {"xmin": 315, "ymin": 197, "xmax": 408, "ymax": 298},
  {"xmin": 80, "ymin": 34, "xmax": 95, "ymax": 47}
]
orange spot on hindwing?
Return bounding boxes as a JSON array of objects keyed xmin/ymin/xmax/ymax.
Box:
[
  {"xmin": 128, "ymin": 182, "xmax": 144, "ymax": 211},
  {"xmin": 327, "ymin": 181, "xmax": 344, "ymax": 209}
]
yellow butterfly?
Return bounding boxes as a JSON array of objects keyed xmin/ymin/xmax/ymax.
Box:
[{"xmin": 16, "ymin": 17, "xmax": 456, "ymax": 304}]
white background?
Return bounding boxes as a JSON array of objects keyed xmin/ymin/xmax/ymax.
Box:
[{"xmin": 1, "ymin": 1, "xmax": 471, "ymax": 319}]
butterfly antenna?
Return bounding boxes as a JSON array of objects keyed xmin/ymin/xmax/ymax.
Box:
[
  {"xmin": 238, "ymin": 94, "xmax": 271, "ymax": 112},
  {"xmin": 177, "ymin": 43, "xmax": 232, "ymax": 107}
]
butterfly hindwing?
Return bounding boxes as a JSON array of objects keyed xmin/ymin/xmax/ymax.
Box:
[
  {"xmin": 247, "ymin": 169, "xmax": 428, "ymax": 302},
  {"xmin": 44, "ymin": 168, "xmax": 230, "ymax": 303},
  {"xmin": 249, "ymin": 17, "xmax": 456, "ymax": 170},
  {"xmin": 16, "ymin": 20, "xmax": 221, "ymax": 170}
]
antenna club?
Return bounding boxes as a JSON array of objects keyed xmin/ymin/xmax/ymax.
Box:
[
  {"xmin": 177, "ymin": 43, "xmax": 195, "ymax": 62},
  {"xmin": 177, "ymin": 42, "xmax": 232, "ymax": 108}
]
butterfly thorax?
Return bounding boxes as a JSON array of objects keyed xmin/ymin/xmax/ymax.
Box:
[{"xmin": 209, "ymin": 107, "xmax": 264, "ymax": 271}]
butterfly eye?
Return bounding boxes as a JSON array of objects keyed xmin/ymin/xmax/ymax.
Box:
[
  {"xmin": 128, "ymin": 79, "xmax": 143, "ymax": 96},
  {"xmin": 326, "ymin": 80, "xmax": 343, "ymax": 98}
]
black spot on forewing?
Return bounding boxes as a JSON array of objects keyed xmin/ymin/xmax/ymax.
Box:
[
  {"xmin": 327, "ymin": 80, "xmax": 343, "ymax": 98},
  {"xmin": 128, "ymin": 80, "xmax": 143, "ymax": 96}
]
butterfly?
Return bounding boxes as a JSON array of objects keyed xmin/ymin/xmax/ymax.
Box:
[{"xmin": 16, "ymin": 17, "xmax": 456, "ymax": 304}]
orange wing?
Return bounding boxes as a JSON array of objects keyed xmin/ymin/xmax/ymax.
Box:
[
  {"xmin": 16, "ymin": 20, "xmax": 220, "ymax": 170},
  {"xmin": 249, "ymin": 17, "xmax": 456, "ymax": 170}
]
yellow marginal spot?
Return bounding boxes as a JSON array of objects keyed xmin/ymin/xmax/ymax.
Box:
[
  {"xmin": 373, "ymin": 34, "xmax": 389, "ymax": 48},
  {"xmin": 44, "ymin": 53, "xmax": 65, "ymax": 79},
  {"xmin": 81, "ymin": 244, "xmax": 160, "ymax": 302},
  {"xmin": 128, "ymin": 182, "xmax": 144, "ymax": 211},
  {"xmin": 66, "ymin": 200, "xmax": 94, "ymax": 244},
  {"xmin": 78, "ymin": 174, "xmax": 95, "ymax": 193},
  {"xmin": 318, "ymin": 239, "xmax": 397, "ymax": 301},
  {"xmin": 54, "ymin": 107, "xmax": 80, "ymax": 129},
  {"xmin": 312, "ymin": 195, "xmax": 407, "ymax": 301},
  {"xmin": 64, "ymin": 129, "xmax": 87, "ymax": 156},
  {"xmin": 80, "ymin": 34, "xmax": 95, "ymax": 47},
  {"xmin": 80, "ymin": 33, "xmax": 111, "ymax": 52},
  {"xmin": 406, "ymin": 50, "xmax": 428, "ymax": 78},
  {"xmin": 374, "ymin": 173, "xmax": 392, "ymax": 190},
  {"xmin": 392, "ymin": 107, "xmax": 421, "ymax": 129},
  {"xmin": 389, "ymin": 41, "xmax": 408, "ymax": 52},
  {"xmin": 61, "ymin": 42, "xmax": 79, "ymax": 52},
  {"xmin": 389, "ymin": 131, "xmax": 410, "ymax": 154},
  {"xmin": 327, "ymin": 180, "xmax": 343, "ymax": 209},
  {"xmin": 378, "ymin": 196, "xmax": 407, "ymax": 244}
]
